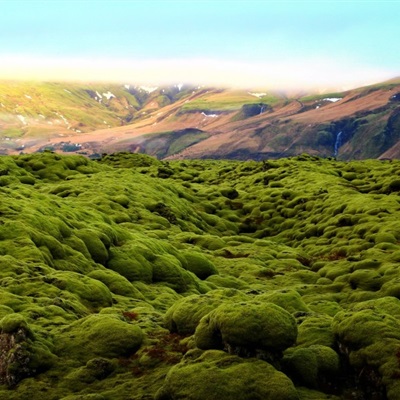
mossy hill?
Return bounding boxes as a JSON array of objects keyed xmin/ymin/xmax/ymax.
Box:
[{"xmin": 1, "ymin": 152, "xmax": 400, "ymax": 399}]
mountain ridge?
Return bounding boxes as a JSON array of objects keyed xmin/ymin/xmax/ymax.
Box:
[{"xmin": 1, "ymin": 79, "xmax": 400, "ymax": 159}]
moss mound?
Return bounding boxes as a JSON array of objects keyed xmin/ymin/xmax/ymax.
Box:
[
  {"xmin": 283, "ymin": 345, "xmax": 340, "ymax": 389},
  {"xmin": 195, "ymin": 301, "xmax": 297, "ymax": 357},
  {"xmin": 0, "ymin": 314, "xmax": 55, "ymax": 387},
  {"xmin": 55, "ymin": 314, "xmax": 143, "ymax": 362},
  {"xmin": 181, "ymin": 251, "xmax": 218, "ymax": 279},
  {"xmin": 164, "ymin": 289, "xmax": 247, "ymax": 334},
  {"xmin": 156, "ymin": 349, "xmax": 299, "ymax": 400}
]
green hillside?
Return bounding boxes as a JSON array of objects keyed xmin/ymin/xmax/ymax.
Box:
[
  {"xmin": 0, "ymin": 152, "xmax": 399, "ymax": 399},
  {"xmin": 0, "ymin": 81, "xmax": 143, "ymax": 132},
  {"xmin": 180, "ymin": 90, "xmax": 283, "ymax": 112}
]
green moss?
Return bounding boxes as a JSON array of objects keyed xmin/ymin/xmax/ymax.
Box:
[
  {"xmin": 88, "ymin": 269, "xmax": 145, "ymax": 298},
  {"xmin": 75, "ymin": 230, "xmax": 109, "ymax": 265},
  {"xmin": 63, "ymin": 236, "xmax": 92, "ymax": 260},
  {"xmin": 164, "ymin": 294, "xmax": 219, "ymax": 334},
  {"xmin": 100, "ymin": 152, "xmax": 162, "ymax": 168},
  {"xmin": 0, "ymin": 314, "xmax": 55, "ymax": 387},
  {"xmin": 195, "ymin": 301, "xmax": 297, "ymax": 354},
  {"xmin": 0, "ymin": 305, "xmax": 14, "ymax": 320},
  {"xmin": 332, "ymin": 299, "xmax": 400, "ymax": 399},
  {"xmin": 332, "ymin": 308, "xmax": 400, "ymax": 349},
  {"xmin": 60, "ymin": 394, "xmax": 107, "ymax": 400},
  {"xmin": 55, "ymin": 314, "xmax": 143, "ymax": 362},
  {"xmin": 31, "ymin": 232, "xmax": 66, "ymax": 260},
  {"xmin": 283, "ymin": 345, "xmax": 340, "ymax": 388},
  {"xmin": 19, "ymin": 176, "xmax": 36, "ymax": 185},
  {"xmin": 188, "ymin": 234, "xmax": 227, "ymax": 250},
  {"xmin": 257, "ymin": 289, "xmax": 310, "ymax": 314},
  {"xmin": 349, "ymin": 269, "xmax": 382, "ymax": 291},
  {"xmin": 296, "ymin": 315, "xmax": 335, "ymax": 348},
  {"xmin": 60, "ymin": 357, "xmax": 115, "ymax": 393},
  {"xmin": 307, "ymin": 300, "xmax": 342, "ymax": 316},
  {"xmin": 164, "ymin": 289, "xmax": 247, "ymax": 334},
  {"xmin": 107, "ymin": 245, "xmax": 153, "ymax": 283},
  {"xmin": 297, "ymin": 387, "xmax": 340, "ymax": 400},
  {"xmin": 181, "ymin": 251, "xmax": 218, "ymax": 279},
  {"xmin": 206, "ymin": 274, "xmax": 248, "ymax": 289},
  {"xmin": 380, "ymin": 279, "xmax": 400, "ymax": 298},
  {"xmin": 156, "ymin": 349, "xmax": 299, "ymax": 400},
  {"xmin": 0, "ymin": 313, "xmax": 31, "ymax": 334},
  {"xmin": 111, "ymin": 194, "xmax": 130, "ymax": 208},
  {"xmin": 46, "ymin": 271, "xmax": 113, "ymax": 310},
  {"xmin": 220, "ymin": 187, "xmax": 239, "ymax": 199},
  {"xmin": 152, "ymin": 254, "xmax": 196, "ymax": 293},
  {"xmin": 1, "ymin": 154, "xmax": 400, "ymax": 397},
  {"xmin": 375, "ymin": 232, "xmax": 397, "ymax": 244}
]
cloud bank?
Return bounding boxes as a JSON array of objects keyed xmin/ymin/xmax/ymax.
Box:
[{"xmin": 0, "ymin": 55, "xmax": 395, "ymax": 91}]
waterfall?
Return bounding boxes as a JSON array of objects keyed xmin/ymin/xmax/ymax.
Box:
[
  {"xmin": 334, "ymin": 131, "xmax": 342, "ymax": 157},
  {"xmin": 259, "ymin": 105, "xmax": 266, "ymax": 114}
]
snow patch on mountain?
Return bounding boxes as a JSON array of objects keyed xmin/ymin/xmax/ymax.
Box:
[
  {"xmin": 54, "ymin": 112, "xmax": 70, "ymax": 128},
  {"xmin": 248, "ymin": 92, "xmax": 267, "ymax": 98},
  {"xmin": 202, "ymin": 112, "xmax": 218, "ymax": 118},
  {"xmin": 323, "ymin": 98, "xmax": 342, "ymax": 102},
  {"xmin": 17, "ymin": 115, "xmax": 27, "ymax": 125},
  {"xmin": 139, "ymin": 86, "xmax": 158, "ymax": 93},
  {"xmin": 103, "ymin": 91, "xmax": 115, "ymax": 100}
]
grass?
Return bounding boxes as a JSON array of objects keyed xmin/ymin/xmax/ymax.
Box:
[
  {"xmin": 181, "ymin": 90, "xmax": 283, "ymax": 112},
  {"xmin": 114, "ymin": 129, "xmax": 210, "ymax": 159},
  {"xmin": 0, "ymin": 128, "xmax": 24, "ymax": 139},
  {"xmin": 299, "ymin": 91, "xmax": 346, "ymax": 103},
  {"xmin": 0, "ymin": 81, "xmax": 142, "ymax": 133}
]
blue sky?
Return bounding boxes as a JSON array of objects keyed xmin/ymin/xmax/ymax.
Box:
[{"xmin": 0, "ymin": 0, "xmax": 399, "ymax": 90}]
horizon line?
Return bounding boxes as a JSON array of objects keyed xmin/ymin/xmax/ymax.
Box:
[{"xmin": 0, "ymin": 55, "xmax": 397, "ymax": 92}]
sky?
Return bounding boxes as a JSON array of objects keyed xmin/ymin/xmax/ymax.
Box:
[{"xmin": 0, "ymin": 0, "xmax": 399, "ymax": 90}]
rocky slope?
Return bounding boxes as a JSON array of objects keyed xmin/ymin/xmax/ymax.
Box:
[
  {"xmin": 1, "ymin": 79, "xmax": 400, "ymax": 160},
  {"xmin": 1, "ymin": 152, "xmax": 400, "ymax": 399}
]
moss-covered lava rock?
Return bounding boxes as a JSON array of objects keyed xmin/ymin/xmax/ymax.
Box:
[
  {"xmin": 195, "ymin": 301, "xmax": 297, "ymax": 358},
  {"xmin": 155, "ymin": 349, "xmax": 299, "ymax": 400},
  {"xmin": 55, "ymin": 314, "xmax": 143, "ymax": 362},
  {"xmin": 1, "ymin": 152, "xmax": 400, "ymax": 399}
]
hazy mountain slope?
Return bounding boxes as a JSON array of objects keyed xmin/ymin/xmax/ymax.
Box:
[
  {"xmin": 1, "ymin": 80, "xmax": 400, "ymax": 159},
  {"xmin": 166, "ymin": 82, "xmax": 400, "ymax": 160},
  {"xmin": 0, "ymin": 81, "xmax": 202, "ymax": 154}
]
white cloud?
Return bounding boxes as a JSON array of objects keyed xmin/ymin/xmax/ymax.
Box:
[{"xmin": 0, "ymin": 54, "xmax": 395, "ymax": 91}]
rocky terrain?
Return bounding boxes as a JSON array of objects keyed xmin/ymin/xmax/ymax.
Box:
[{"xmin": 0, "ymin": 152, "xmax": 400, "ymax": 399}]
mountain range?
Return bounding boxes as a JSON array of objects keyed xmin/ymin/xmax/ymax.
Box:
[{"xmin": 1, "ymin": 78, "xmax": 400, "ymax": 160}]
